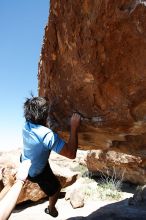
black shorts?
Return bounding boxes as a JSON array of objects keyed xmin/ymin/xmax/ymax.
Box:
[{"xmin": 28, "ymin": 163, "xmax": 61, "ymax": 197}]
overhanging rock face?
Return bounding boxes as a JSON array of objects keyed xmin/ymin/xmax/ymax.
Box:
[{"xmin": 38, "ymin": 0, "xmax": 146, "ymax": 155}]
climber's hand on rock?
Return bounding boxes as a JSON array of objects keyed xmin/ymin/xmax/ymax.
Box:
[{"xmin": 70, "ymin": 113, "xmax": 81, "ymax": 131}]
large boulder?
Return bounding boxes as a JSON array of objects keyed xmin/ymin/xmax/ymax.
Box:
[
  {"xmin": 87, "ymin": 150, "xmax": 146, "ymax": 185},
  {"xmin": 38, "ymin": 0, "xmax": 146, "ymax": 156},
  {"xmin": 38, "ymin": 0, "xmax": 146, "ymax": 185}
]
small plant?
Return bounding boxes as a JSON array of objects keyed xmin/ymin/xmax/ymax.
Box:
[
  {"xmin": 71, "ymin": 164, "xmax": 88, "ymax": 176},
  {"xmin": 97, "ymin": 166, "xmax": 125, "ymax": 200},
  {"xmin": 98, "ymin": 181, "xmax": 122, "ymax": 200},
  {"xmin": 71, "ymin": 164, "xmax": 125, "ymax": 201},
  {"xmin": 84, "ymin": 183, "xmax": 99, "ymax": 201},
  {"xmin": 83, "ymin": 166, "xmax": 125, "ymax": 201}
]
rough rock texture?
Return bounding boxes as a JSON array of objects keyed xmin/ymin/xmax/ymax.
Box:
[
  {"xmin": 38, "ymin": 0, "xmax": 146, "ymax": 150},
  {"xmin": 87, "ymin": 150, "xmax": 146, "ymax": 185},
  {"xmin": 38, "ymin": 0, "xmax": 146, "ymax": 184}
]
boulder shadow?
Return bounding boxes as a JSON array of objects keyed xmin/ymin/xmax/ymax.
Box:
[
  {"xmin": 12, "ymin": 191, "xmax": 66, "ymax": 213},
  {"xmin": 67, "ymin": 198, "xmax": 146, "ymax": 220},
  {"xmin": 12, "ymin": 197, "xmax": 48, "ymax": 213}
]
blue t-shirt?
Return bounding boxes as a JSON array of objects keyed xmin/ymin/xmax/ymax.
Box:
[{"xmin": 21, "ymin": 121, "xmax": 65, "ymax": 177}]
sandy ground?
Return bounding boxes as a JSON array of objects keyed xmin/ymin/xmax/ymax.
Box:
[
  {"xmin": 9, "ymin": 191, "xmax": 133, "ymax": 220},
  {"xmin": 9, "ymin": 198, "xmax": 115, "ymax": 220}
]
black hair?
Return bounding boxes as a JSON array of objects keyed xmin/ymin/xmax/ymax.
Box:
[{"xmin": 23, "ymin": 96, "xmax": 49, "ymax": 126}]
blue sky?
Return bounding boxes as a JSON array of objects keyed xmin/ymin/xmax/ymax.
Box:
[{"xmin": 0, "ymin": 0, "xmax": 50, "ymax": 151}]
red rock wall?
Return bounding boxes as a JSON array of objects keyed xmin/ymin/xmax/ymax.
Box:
[{"xmin": 38, "ymin": 0, "xmax": 146, "ymax": 154}]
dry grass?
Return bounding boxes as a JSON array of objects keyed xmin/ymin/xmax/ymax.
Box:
[{"xmin": 71, "ymin": 164, "xmax": 124, "ymax": 201}]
